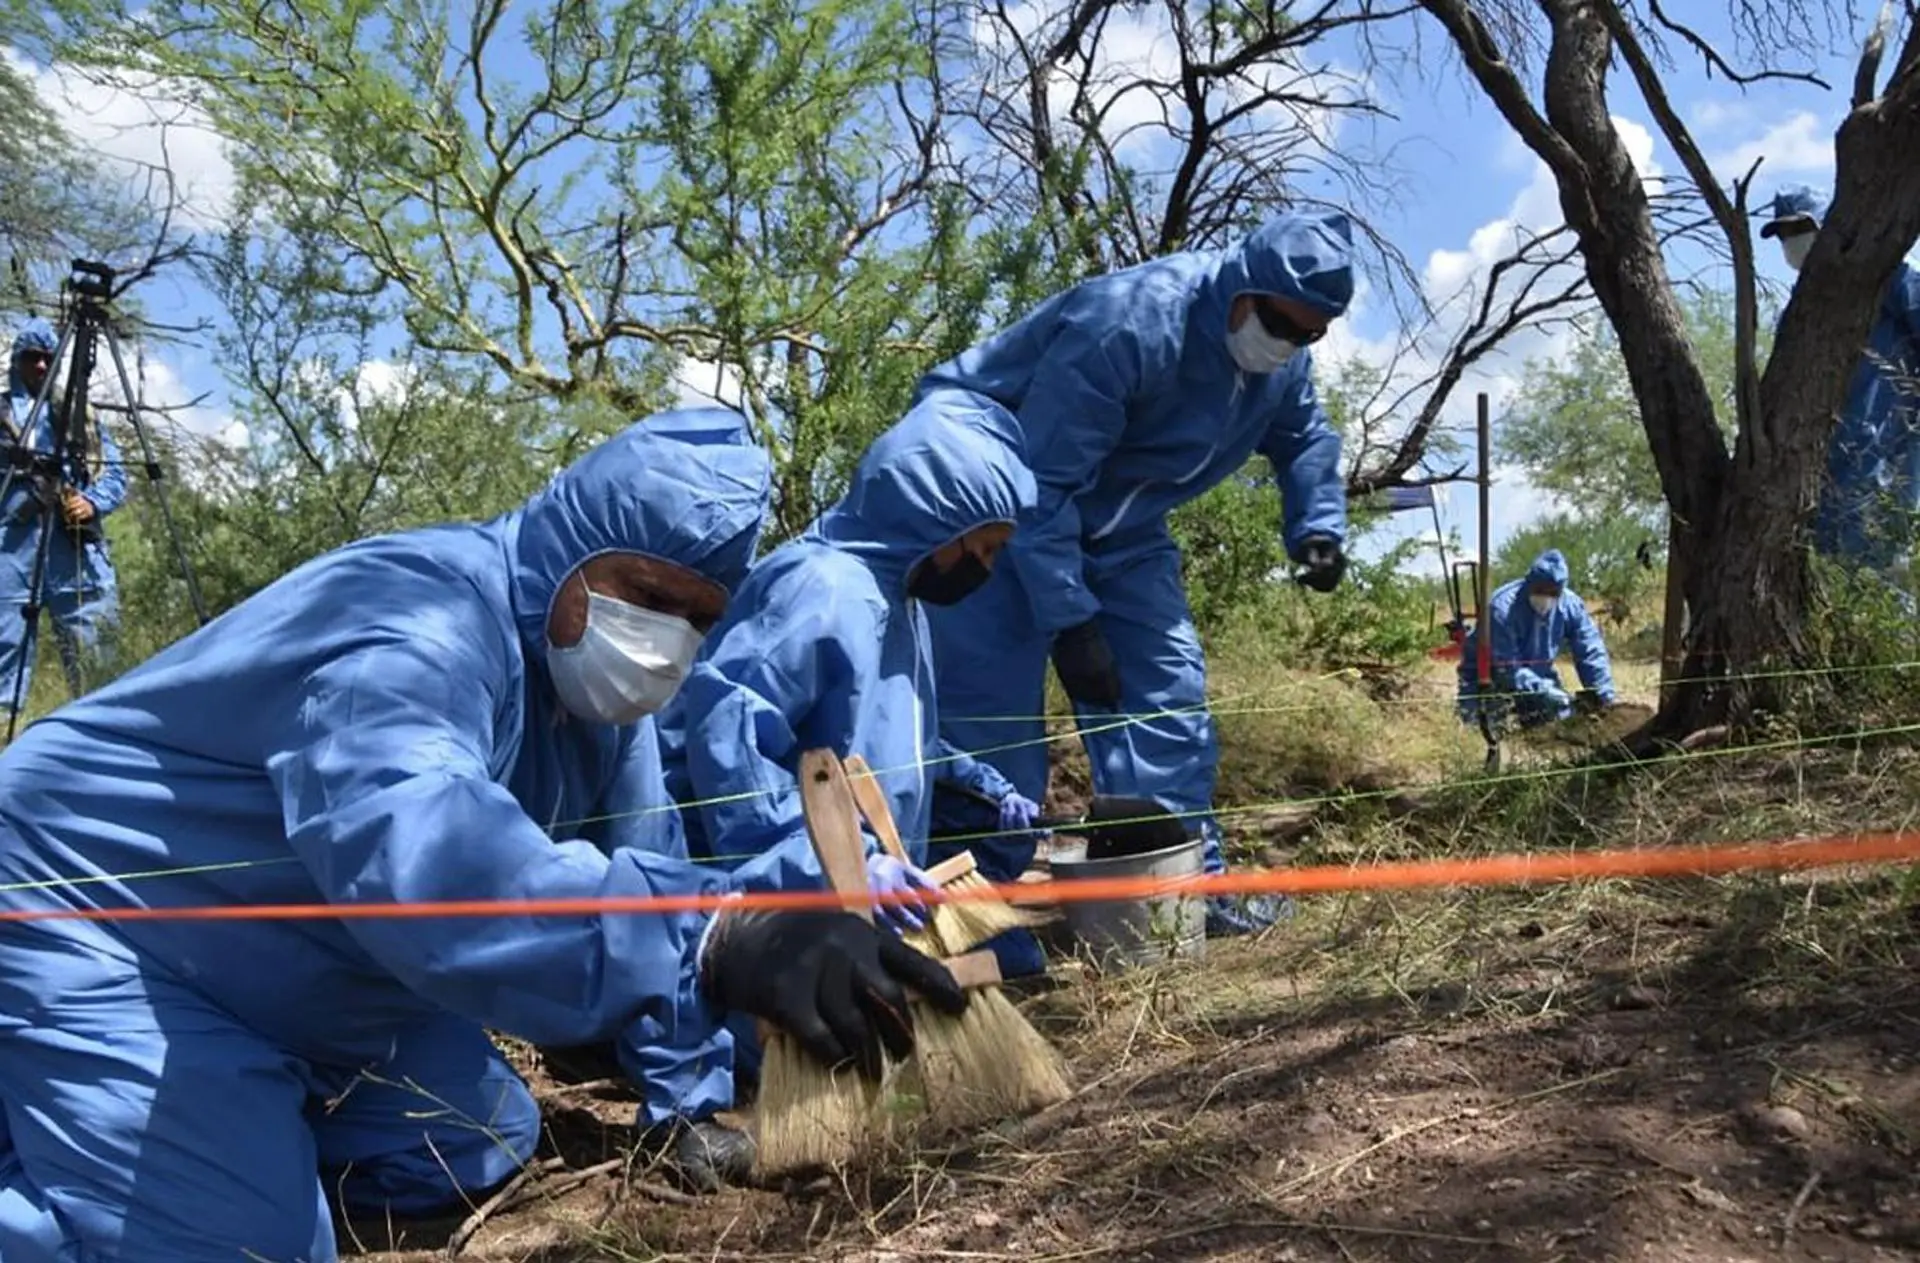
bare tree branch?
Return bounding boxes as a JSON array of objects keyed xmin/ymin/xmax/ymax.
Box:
[
  {"xmin": 1593, "ymin": 0, "xmax": 1763, "ymax": 443},
  {"xmin": 1645, "ymin": 0, "xmax": 1830, "ymax": 88},
  {"xmin": 1346, "ymin": 223, "xmax": 1592, "ymax": 494}
]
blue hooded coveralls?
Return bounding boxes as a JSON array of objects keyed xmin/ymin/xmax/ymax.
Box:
[
  {"xmin": 913, "ymin": 211, "xmax": 1353, "ymax": 935},
  {"xmin": 1, "ymin": 319, "xmax": 127, "ymax": 708},
  {"xmin": 657, "ymin": 391, "xmax": 1037, "ymax": 896},
  {"xmin": 0, "ymin": 408, "xmax": 770, "ymax": 1263},
  {"xmin": 1456, "ymin": 548, "xmax": 1616, "ymax": 727},
  {"xmin": 1761, "ymin": 186, "xmax": 1920, "ymax": 574}
]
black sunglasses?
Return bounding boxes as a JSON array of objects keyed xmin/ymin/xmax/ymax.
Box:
[{"xmin": 1252, "ymin": 299, "xmax": 1327, "ymax": 346}]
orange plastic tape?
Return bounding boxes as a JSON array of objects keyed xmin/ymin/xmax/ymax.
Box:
[{"xmin": 3, "ymin": 830, "xmax": 1917, "ymax": 924}]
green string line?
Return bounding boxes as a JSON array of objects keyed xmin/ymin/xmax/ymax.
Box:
[{"xmin": 9, "ymin": 711, "xmax": 1919, "ymax": 896}]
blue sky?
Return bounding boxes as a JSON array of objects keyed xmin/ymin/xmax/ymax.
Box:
[{"xmin": 6, "ymin": 2, "xmax": 1899, "ymax": 581}]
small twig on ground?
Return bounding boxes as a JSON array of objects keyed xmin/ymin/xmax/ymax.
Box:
[
  {"xmin": 524, "ymin": 1157, "xmax": 624, "ymax": 1204},
  {"xmin": 444, "ymin": 1156, "xmax": 623, "ymax": 1256},
  {"xmin": 1268, "ymin": 1069, "xmax": 1624, "ymax": 1200},
  {"xmin": 445, "ymin": 1156, "xmax": 567, "ymax": 1256},
  {"xmin": 627, "ymin": 1175, "xmax": 701, "ymax": 1207},
  {"xmin": 1782, "ymin": 1168, "xmax": 1822, "ymax": 1242},
  {"xmin": 545, "ymin": 1077, "xmax": 628, "ymax": 1096}
]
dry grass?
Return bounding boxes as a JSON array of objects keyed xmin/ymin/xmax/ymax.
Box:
[{"xmin": 351, "ymin": 656, "xmax": 1920, "ymax": 1261}]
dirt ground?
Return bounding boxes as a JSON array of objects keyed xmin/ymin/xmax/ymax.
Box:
[{"xmin": 343, "ymin": 861, "xmax": 1920, "ymax": 1263}]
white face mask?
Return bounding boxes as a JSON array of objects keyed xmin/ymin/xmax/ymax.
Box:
[
  {"xmin": 1529, "ymin": 593, "xmax": 1556, "ymax": 618},
  {"xmin": 1226, "ymin": 316, "xmax": 1298, "ymax": 374},
  {"xmin": 1781, "ymin": 233, "xmax": 1815, "ymax": 273},
  {"xmin": 547, "ymin": 590, "xmax": 704, "ymax": 725}
]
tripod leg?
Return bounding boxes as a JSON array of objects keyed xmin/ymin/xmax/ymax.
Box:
[
  {"xmin": 4, "ymin": 507, "xmax": 57, "ymax": 743},
  {"xmin": 98, "ymin": 327, "xmax": 209, "ymax": 625}
]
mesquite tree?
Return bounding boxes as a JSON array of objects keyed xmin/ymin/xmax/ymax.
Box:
[{"xmin": 1418, "ymin": 0, "xmax": 1920, "ymax": 731}]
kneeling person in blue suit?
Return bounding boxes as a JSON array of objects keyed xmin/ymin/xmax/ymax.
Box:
[
  {"xmin": 658, "ymin": 389, "xmax": 1037, "ymax": 928},
  {"xmin": 0, "ymin": 408, "xmax": 964, "ymax": 1263},
  {"xmin": 1457, "ymin": 548, "xmax": 1617, "ymax": 728}
]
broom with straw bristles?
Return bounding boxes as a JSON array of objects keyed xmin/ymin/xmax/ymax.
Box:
[
  {"xmin": 841, "ymin": 754, "xmax": 1073, "ymax": 1127},
  {"xmin": 751, "ymin": 749, "xmax": 1007, "ymax": 1178}
]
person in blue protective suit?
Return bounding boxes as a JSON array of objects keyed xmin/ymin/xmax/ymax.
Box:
[
  {"xmin": 0, "ymin": 407, "xmax": 966, "ymax": 1263},
  {"xmin": 657, "ymin": 389, "xmax": 1039, "ymax": 918},
  {"xmin": 1759, "ymin": 184, "xmax": 1920, "ymax": 575},
  {"xmin": 913, "ymin": 208, "xmax": 1355, "ymax": 971},
  {"xmin": 1456, "ymin": 548, "xmax": 1617, "ymax": 728},
  {"xmin": 1, "ymin": 318, "xmax": 128, "ymax": 712}
]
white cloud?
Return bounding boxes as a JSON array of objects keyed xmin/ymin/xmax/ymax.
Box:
[
  {"xmin": 3, "ymin": 49, "xmax": 236, "ymax": 229},
  {"xmin": 341, "ymin": 359, "xmax": 419, "ymax": 431},
  {"xmin": 1687, "ymin": 98, "xmax": 1753, "ymax": 136},
  {"xmin": 106, "ymin": 350, "xmax": 242, "ymax": 448},
  {"xmin": 1707, "ymin": 110, "xmax": 1833, "ymax": 184}
]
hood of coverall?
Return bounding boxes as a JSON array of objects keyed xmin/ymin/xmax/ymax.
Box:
[
  {"xmin": 1188, "ymin": 210, "xmax": 1358, "ymax": 353},
  {"xmin": 508, "ymin": 406, "xmax": 773, "ymax": 670},
  {"xmin": 8, "ymin": 319, "xmax": 57, "ymax": 399},
  {"xmin": 1525, "ymin": 548, "xmax": 1572, "ymax": 592},
  {"xmin": 1759, "ymin": 184, "xmax": 1830, "ymax": 237},
  {"xmin": 803, "ymin": 391, "xmax": 1039, "ymax": 598}
]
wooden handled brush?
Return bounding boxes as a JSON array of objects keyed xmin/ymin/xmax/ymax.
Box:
[
  {"xmin": 752, "ymin": 751, "xmax": 1009, "ymax": 1179},
  {"xmin": 801, "ymin": 750, "xmax": 1003, "ymax": 987},
  {"xmin": 841, "ymin": 752, "xmax": 1058, "ymax": 954},
  {"xmin": 837, "ymin": 752, "xmax": 1073, "ymax": 1129}
]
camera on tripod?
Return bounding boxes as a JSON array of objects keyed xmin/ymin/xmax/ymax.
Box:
[
  {"xmin": 1, "ymin": 253, "xmax": 208, "ymax": 737},
  {"xmin": 69, "ymin": 259, "xmax": 115, "ymax": 305}
]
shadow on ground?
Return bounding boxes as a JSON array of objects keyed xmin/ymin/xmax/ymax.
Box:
[{"xmin": 347, "ymin": 855, "xmax": 1920, "ymax": 1262}]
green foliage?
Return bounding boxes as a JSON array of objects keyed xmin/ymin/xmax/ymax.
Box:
[
  {"xmin": 1262, "ymin": 534, "xmax": 1441, "ymax": 673},
  {"xmin": 1188, "ymin": 526, "xmax": 1438, "ymax": 680},
  {"xmin": 1494, "ymin": 511, "xmax": 1662, "ymax": 628},
  {"xmin": 1799, "ymin": 554, "xmax": 1920, "ymax": 729},
  {"xmin": 0, "ymin": 52, "xmax": 160, "ymax": 318},
  {"xmin": 17, "ymin": 0, "xmax": 1510, "ymax": 708},
  {"xmin": 1168, "ymin": 461, "xmax": 1290, "ymax": 631},
  {"xmin": 102, "ymin": 361, "xmax": 580, "ymax": 644}
]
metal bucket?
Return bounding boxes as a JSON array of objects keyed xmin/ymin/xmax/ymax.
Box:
[{"xmin": 1048, "ymin": 834, "xmax": 1206, "ymax": 971}]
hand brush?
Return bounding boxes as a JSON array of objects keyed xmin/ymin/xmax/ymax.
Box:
[
  {"xmin": 750, "ymin": 750, "xmax": 1005, "ymax": 1178},
  {"xmin": 748, "ymin": 752, "xmax": 888, "ymax": 1178},
  {"xmin": 842, "ymin": 754, "xmax": 1072, "ymax": 1128}
]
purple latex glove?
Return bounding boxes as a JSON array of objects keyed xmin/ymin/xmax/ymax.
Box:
[
  {"xmin": 866, "ymin": 852, "xmax": 940, "ymax": 933},
  {"xmin": 998, "ymin": 791, "xmax": 1043, "ymax": 834}
]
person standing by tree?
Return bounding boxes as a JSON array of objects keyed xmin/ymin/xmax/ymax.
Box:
[
  {"xmin": 1760, "ymin": 185, "xmax": 1920, "ymax": 577},
  {"xmin": 913, "ymin": 209, "xmax": 1356, "ymax": 974},
  {"xmin": 0, "ymin": 318, "xmax": 127, "ymax": 712}
]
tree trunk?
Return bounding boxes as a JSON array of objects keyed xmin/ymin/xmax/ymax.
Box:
[
  {"xmin": 1420, "ymin": 0, "xmax": 1920, "ymax": 740},
  {"xmin": 1670, "ymin": 53, "xmax": 1920, "ymax": 731}
]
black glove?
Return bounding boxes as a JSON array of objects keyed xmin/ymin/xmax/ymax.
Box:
[
  {"xmin": 1573, "ymin": 690, "xmax": 1611, "ymax": 717},
  {"xmin": 1292, "ymin": 535, "xmax": 1347, "ymax": 593},
  {"xmin": 1051, "ymin": 619, "xmax": 1122, "ymax": 707},
  {"xmin": 699, "ymin": 908, "xmax": 966, "ymax": 1079}
]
